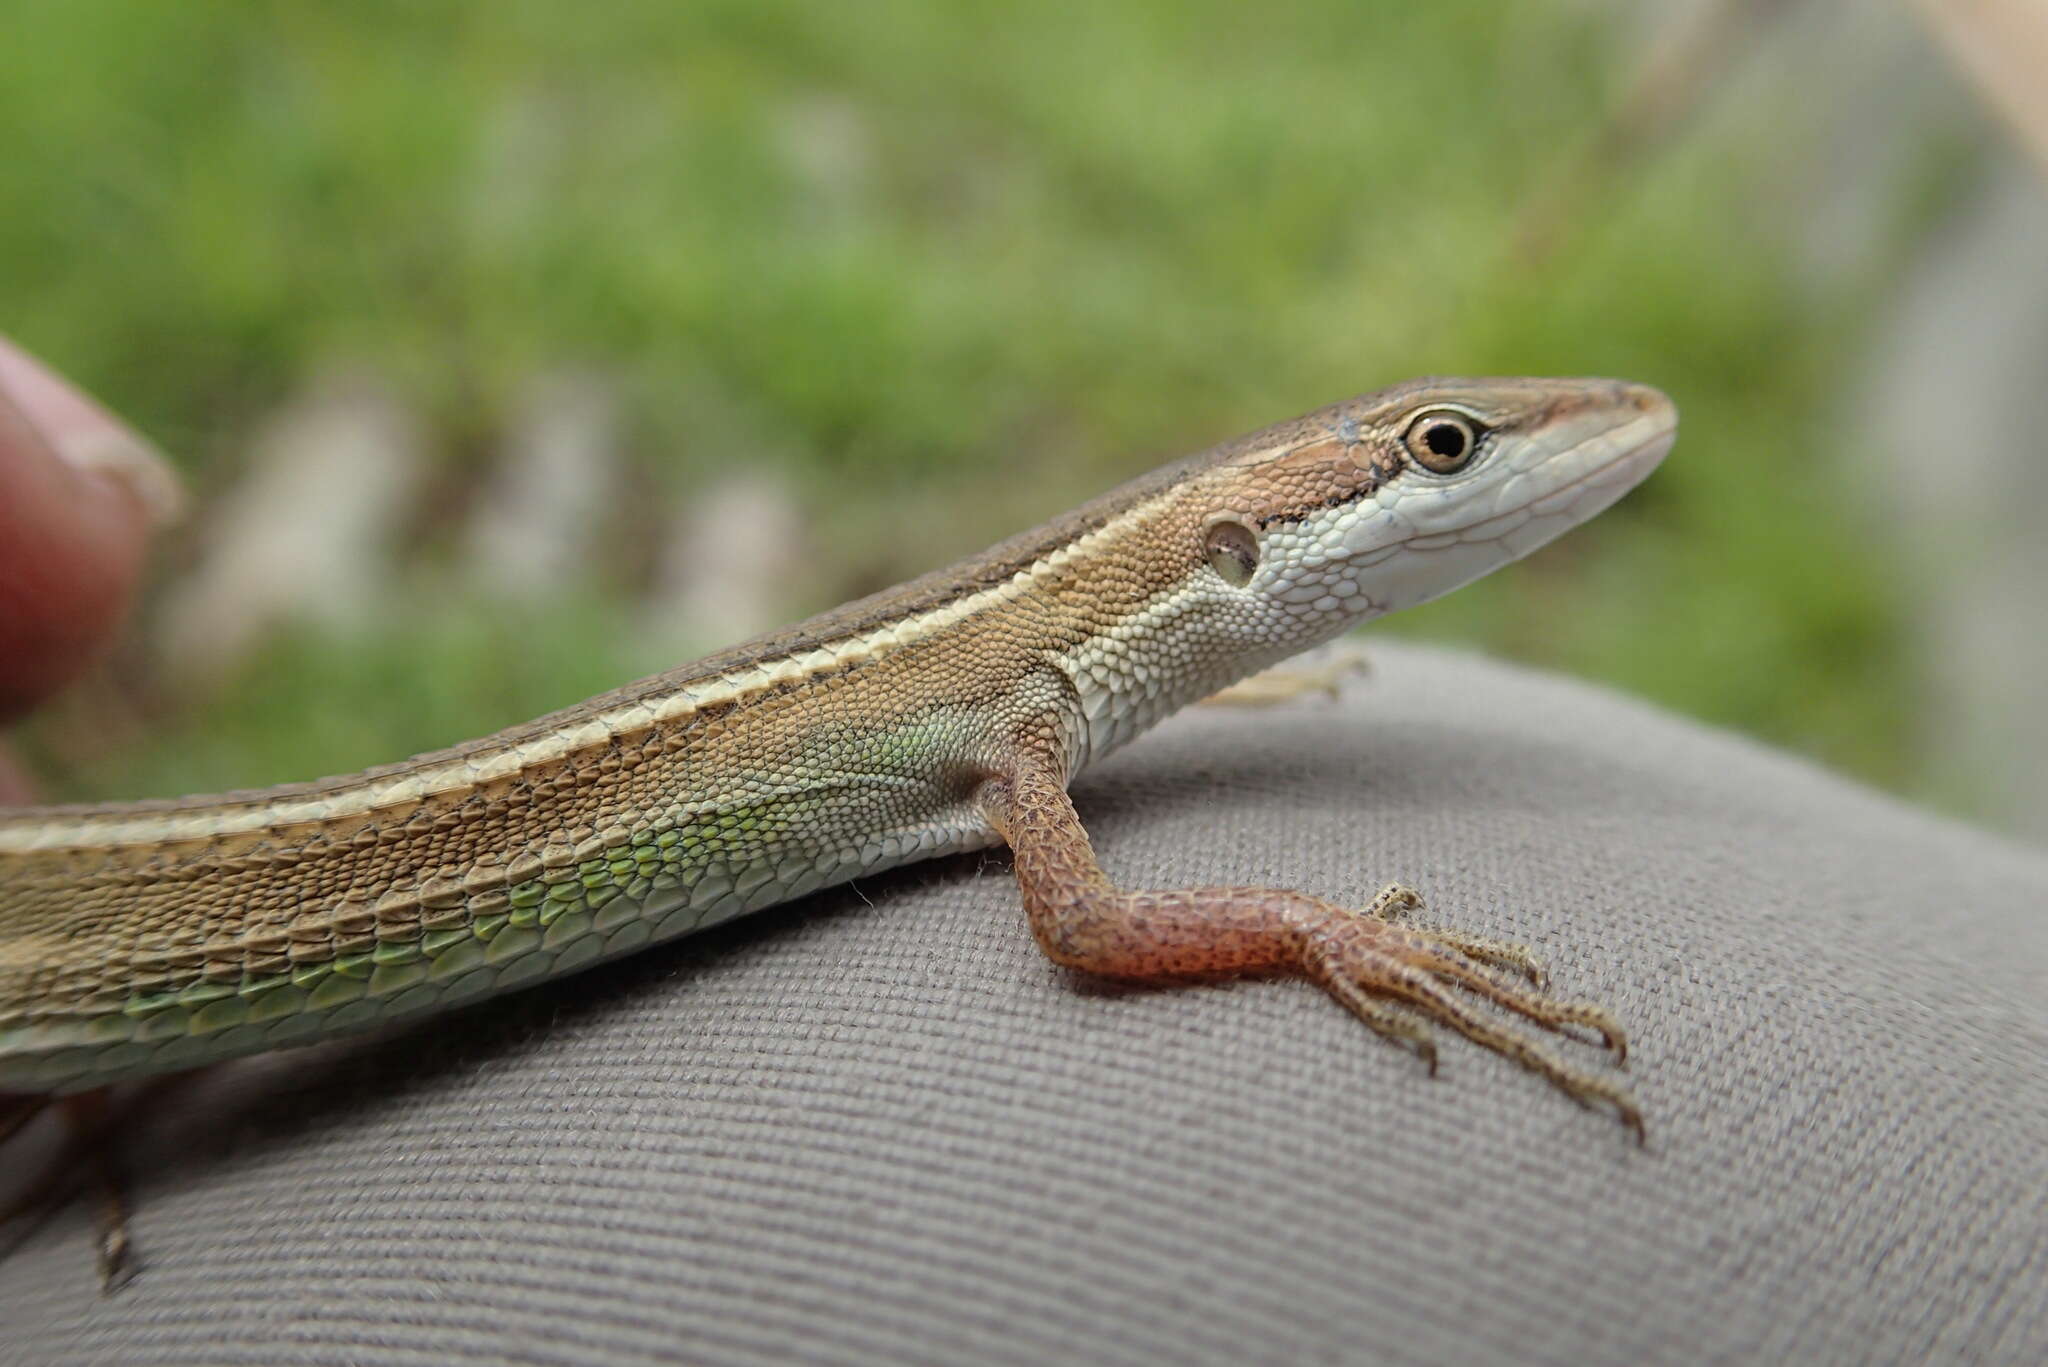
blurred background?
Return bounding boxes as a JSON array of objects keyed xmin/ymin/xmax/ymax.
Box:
[{"xmin": 4, "ymin": 0, "xmax": 2046, "ymax": 841}]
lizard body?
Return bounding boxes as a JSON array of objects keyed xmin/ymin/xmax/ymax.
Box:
[{"xmin": 0, "ymin": 376, "xmax": 1675, "ymax": 1133}]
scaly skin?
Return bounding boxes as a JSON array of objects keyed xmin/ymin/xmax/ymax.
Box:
[{"xmin": 0, "ymin": 377, "xmax": 1674, "ymax": 1140}]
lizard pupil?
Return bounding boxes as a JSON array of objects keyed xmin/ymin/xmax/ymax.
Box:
[{"xmin": 1423, "ymin": 422, "xmax": 1467, "ymax": 459}]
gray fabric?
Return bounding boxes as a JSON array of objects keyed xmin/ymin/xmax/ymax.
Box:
[{"xmin": 4, "ymin": 643, "xmax": 2045, "ymax": 1365}]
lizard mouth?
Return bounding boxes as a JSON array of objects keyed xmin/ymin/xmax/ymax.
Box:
[{"xmin": 1514, "ymin": 407, "xmax": 1673, "ymax": 513}]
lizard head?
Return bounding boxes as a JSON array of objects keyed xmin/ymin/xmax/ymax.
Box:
[
  {"xmin": 1045, "ymin": 377, "xmax": 1676, "ymax": 758},
  {"xmin": 1181, "ymin": 375, "xmax": 1676, "ymax": 635}
]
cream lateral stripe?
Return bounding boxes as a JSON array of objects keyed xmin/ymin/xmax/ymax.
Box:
[{"xmin": 0, "ymin": 480, "xmax": 1206, "ymax": 856}]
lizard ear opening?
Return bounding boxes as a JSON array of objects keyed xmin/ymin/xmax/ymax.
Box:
[{"xmin": 1202, "ymin": 516, "xmax": 1260, "ymax": 588}]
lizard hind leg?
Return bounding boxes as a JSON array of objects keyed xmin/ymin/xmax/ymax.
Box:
[
  {"xmin": 0, "ymin": 1092, "xmax": 51, "ymax": 1156},
  {"xmin": 0, "ymin": 1090, "xmax": 134, "ymax": 1291}
]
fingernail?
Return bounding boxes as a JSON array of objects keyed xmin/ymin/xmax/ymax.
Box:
[
  {"xmin": 0, "ymin": 336, "xmax": 186, "ymax": 528},
  {"xmin": 51, "ymin": 424, "xmax": 188, "ymax": 528}
]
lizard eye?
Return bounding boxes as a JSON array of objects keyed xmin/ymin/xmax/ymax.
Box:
[
  {"xmin": 1404, "ymin": 410, "xmax": 1482, "ymax": 474},
  {"xmin": 1202, "ymin": 517, "xmax": 1260, "ymax": 588}
]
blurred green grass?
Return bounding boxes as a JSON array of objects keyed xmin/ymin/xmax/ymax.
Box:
[{"xmin": 4, "ymin": 0, "xmax": 1922, "ymax": 801}]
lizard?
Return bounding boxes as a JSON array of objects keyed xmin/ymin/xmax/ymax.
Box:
[{"xmin": 0, "ymin": 375, "xmax": 1675, "ymax": 1274}]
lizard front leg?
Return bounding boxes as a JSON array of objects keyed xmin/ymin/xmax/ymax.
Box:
[
  {"xmin": 979, "ymin": 744, "xmax": 1643, "ymax": 1141},
  {"xmin": 1199, "ymin": 642, "xmax": 1371, "ymax": 707}
]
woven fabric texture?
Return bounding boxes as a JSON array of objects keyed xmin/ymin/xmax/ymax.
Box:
[{"xmin": 4, "ymin": 643, "xmax": 2045, "ymax": 1365}]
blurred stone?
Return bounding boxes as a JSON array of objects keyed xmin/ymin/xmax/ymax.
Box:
[
  {"xmin": 153, "ymin": 371, "xmax": 423, "ymax": 689},
  {"xmin": 1855, "ymin": 153, "xmax": 2048, "ymax": 841},
  {"xmin": 1625, "ymin": 0, "xmax": 2048, "ymax": 840},
  {"xmin": 462, "ymin": 371, "xmax": 621, "ymax": 600},
  {"xmin": 642, "ymin": 472, "xmax": 808, "ymax": 657}
]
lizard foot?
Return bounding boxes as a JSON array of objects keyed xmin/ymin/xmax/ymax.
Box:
[
  {"xmin": 1301, "ymin": 890, "xmax": 1641, "ymax": 1142},
  {"xmin": 1362, "ymin": 883, "xmax": 1550, "ymax": 988}
]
